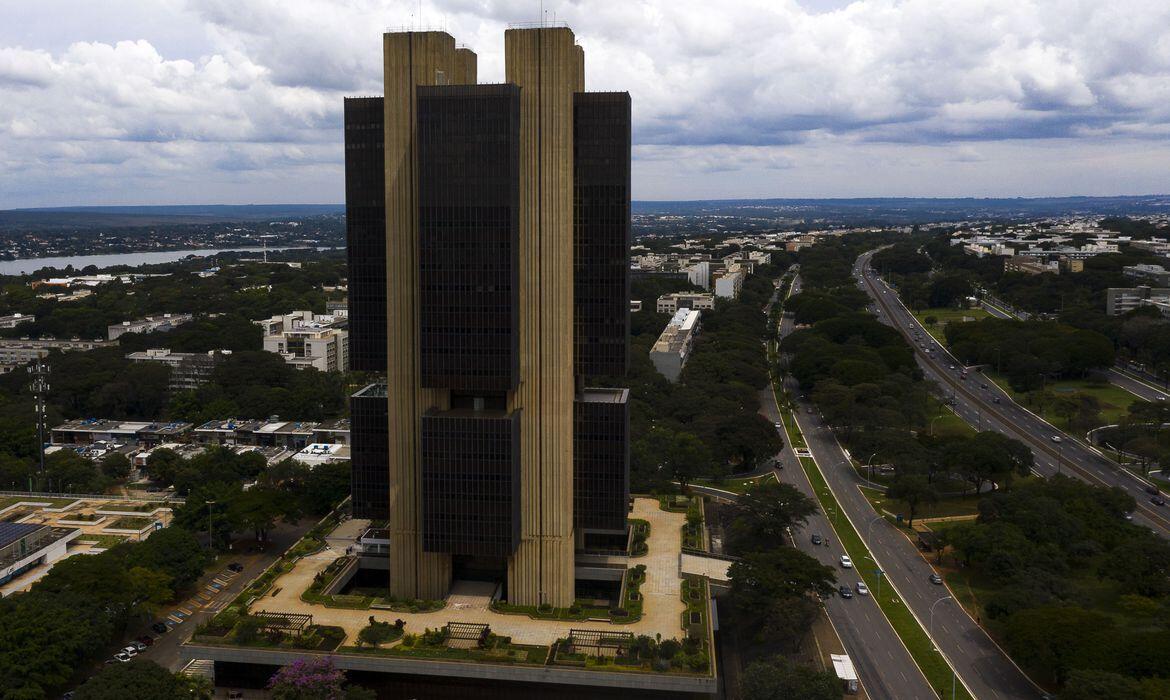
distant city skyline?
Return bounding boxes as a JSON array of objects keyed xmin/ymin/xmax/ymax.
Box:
[{"xmin": 3, "ymin": 0, "xmax": 1170, "ymax": 208}]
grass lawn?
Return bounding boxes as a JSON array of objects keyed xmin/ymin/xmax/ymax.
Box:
[
  {"xmin": 779, "ymin": 394, "xmax": 973, "ymax": 700},
  {"xmin": 912, "ymin": 307, "xmax": 991, "ymax": 344},
  {"xmin": 0, "ymin": 496, "xmax": 79, "ymax": 511},
  {"xmin": 861, "ymin": 486, "xmax": 983, "ymax": 521},
  {"xmin": 106, "ymin": 516, "xmax": 155, "ymax": 530},
  {"xmin": 929, "ymin": 410, "xmax": 978, "ymax": 439},
  {"xmin": 76, "ymin": 534, "xmax": 128, "ymax": 549},
  {"xmin": 985, "ymin": 372, "xmax": 1139, "ymax": 430},
  {"xmin": 693, "ymin": 473, "xmax": 776, "ymax": 495}
]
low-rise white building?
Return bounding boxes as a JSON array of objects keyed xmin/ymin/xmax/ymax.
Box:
[
  {"xmin": 650, "ymin": 308, "xmax": 702, "ymax": 382},
  {"xmin": 108, "ymin": 313, "xmax": 194, "ymax": 341},
  {"xmin": 713, "ymin": 270, "xmax": 744, "ymax": 299},
  {"xmin": 126, "ymin": 348, "xmax": 228, "ymax": 391},
  {"xmin": 256, "ymin": 311, "xmax": 349, "ymax": 372},
  {"xmin": 0, "ymin": 523, "xmax": 82, "ymax": 590},
  {"xmin": 0, "ymin": 313, "xmax": 34, "ymax": 329},
  {"xmin": 655, "ymin": 292, "xmax": 716, "ymax": 314}
]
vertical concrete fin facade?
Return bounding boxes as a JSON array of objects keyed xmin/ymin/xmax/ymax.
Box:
[
  {"xmin": 504, "ymin": 27, "xmax": 580, "ymax": 607},
  {"xmin": 383, "ymin": 31, "xmax": 456, "ymax": 600},
  {"xmin": 454, "ymin": 48, "xmax": 477, "ymax": 84}
]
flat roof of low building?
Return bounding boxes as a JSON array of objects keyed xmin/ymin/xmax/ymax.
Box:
[
  {"xmin": 353, "ymin": 383, "xmax": 387, "ymax": 398},
  {"xmin": 579, "ymin": 388, "xmax": 629, "ymax": 403},
  {"xmin": 195, "ymin": 418, "xmax": 264, "ymax": 432},
  {"xmin": 53, "ymin": 418, "xmax": 139, "ymax": 433},
  {"xmin": 0, "ymin": 522, "xmax": 44, "ymax": 549},
  {"xmin": 315, "ymin": 418, "xmax": 351, "ymax": 431}
]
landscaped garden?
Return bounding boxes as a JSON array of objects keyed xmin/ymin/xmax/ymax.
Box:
[{"xmin": 105, "ymin": 516, "xmax": 155, "ymax": 530}]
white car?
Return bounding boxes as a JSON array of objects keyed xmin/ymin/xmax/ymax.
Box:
[
  {"xmin": 840, "ymin": 555, "xmax": 853, "ymax": 569},
  {"xmin": 856, "ymin": 582, "xmax": 869, "ymax": 596},
  {"xmin": 1051, "ymin": 436, "xmax": 1062, "ymax": 443},
  {"xmin": 130, "ymin": 641, "xmax": 147, "ymax": 652},
  {"xmin": 114, "ymin": 652, "xmax": 132, "ymax": 663},
  {"xmin": 122, "ymin": 646, "xmax": 137, "ymax": 657}
]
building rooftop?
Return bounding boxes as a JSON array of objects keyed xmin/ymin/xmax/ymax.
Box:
[
  {"xmin": 353, "ymin": 383, "xmax": 388, "ymax": 398},
  {"xmin": 0, "ymin": 522, "xmax": 43, "ymax": 549},
  {"xmin": 579, "ymin": 388, "xmax": 629, "ymax": 404},
  {"xmin": 651, "ymin": 309, "xmax": 701, "ymax": 355},
  {"xmin": 195, "ymin": 418, "xmax": 265, "ymax": 433}
]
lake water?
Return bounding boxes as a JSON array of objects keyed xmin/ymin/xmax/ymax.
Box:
[{"xmin": 0, "ymin": 246, "xmax": 323, "ymax": 276}]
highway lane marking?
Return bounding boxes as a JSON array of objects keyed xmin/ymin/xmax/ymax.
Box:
[
  {"xmin": 862, "ymin": 261, "xmax": 1170, "ymax": 534},
  {"xmin": 789, "ymin": 409, "xmax": 953, "ymax": 699}
]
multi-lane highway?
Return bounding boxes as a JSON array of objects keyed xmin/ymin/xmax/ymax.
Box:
[
  {"xmin": 856, "ymin": 249, "xmax": 1170, "ymax": 536},
  {"xmin": 1106, "ymin": 367, "xmax": 1170, "ymax": 403},
  {"xmin": 771, "ymin": 285, "xmax": 1038, "ymax": 700},
  {"xmin": 761, "ymin": 391, "xmax": 937, "ymax": 700}
]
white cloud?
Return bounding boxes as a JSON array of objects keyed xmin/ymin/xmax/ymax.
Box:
[{"xmin": 2, "ymin": 0, "xmax": 1170, "ymax": 206}]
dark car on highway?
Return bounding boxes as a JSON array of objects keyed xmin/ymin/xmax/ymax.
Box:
[
  {"xmin": 1152, "ymin": 496, "xmax": 1167, "ymax": 507},
  {"xmin": 838, "ymin": 585, "xmax": 853, "ymax": 599},
  {"xmin": 929, "ymin": 573, "xmax": 944, "ymax": 585},
  {"xmin": 811, "ymin": 533, "xmax": 823, "ymax": 545}
]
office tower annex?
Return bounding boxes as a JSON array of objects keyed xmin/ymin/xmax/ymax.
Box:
[{"xmin": 345, "ymin": 26, "xmax": 630, "ymax": 608}]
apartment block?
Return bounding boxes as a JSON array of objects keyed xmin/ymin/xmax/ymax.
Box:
[
  {"xmin": 256, "ymin": 311, "xmax": 349, "ymax": 372},
  {"xmin": 656, "ymin": 292, "xmax": 715, "ymax": 314},
  {"xmin": 650, "ymin": 308, "xmax": 701, "ymax": 382},
  {"xmin": 108, "ymin": 313, "xmax": 194, "ymax": 341},
  {"xmin": 126, "ymin": 347, "xmax": 226, "ymax": 391}
]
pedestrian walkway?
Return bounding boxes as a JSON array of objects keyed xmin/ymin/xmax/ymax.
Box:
[{"xmin": 257, "ymin": 498, "xmax": 691, "ymax": 646}]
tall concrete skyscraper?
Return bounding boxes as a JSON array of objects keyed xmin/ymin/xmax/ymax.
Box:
[{"xmin": 345, "ymin": 26, "xmax": 630, "ymax": 607}]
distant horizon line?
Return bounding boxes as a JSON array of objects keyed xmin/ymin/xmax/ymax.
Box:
[{"xmin": 6, "ymin": 193, "xmax": 1170, "ymax": 212}]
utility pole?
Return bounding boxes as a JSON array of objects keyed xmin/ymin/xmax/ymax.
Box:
[{"xmin": 27, "ymin": 359, "xmax": 49, "ymax": 491}]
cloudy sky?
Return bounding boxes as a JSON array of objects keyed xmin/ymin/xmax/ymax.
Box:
[{"xmin": 2, "ymin": 0, "xmax": 1169, "ymax": 207}]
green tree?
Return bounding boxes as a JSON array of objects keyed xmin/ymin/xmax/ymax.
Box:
[
  {"xmin": 1002, "ymin": 606, "xmax": 1113, "ymax": 684},
  {"xmin": 727, "ymin": 480, "xmax": 818, "ymax": 554},
  {"xmin": 741, "ymin": 656, "xmax": 841, "ymax": 700},
  {"xmin": 99, "ymin": 452, "xmax": 131, "ymax": 480},
  {"xmin": 886, "ymin": 474, "xmax": 938, "ymax": 527},
  {"xmin": 74, "ymin": 659, "xmax": 211, "ymax": 700},
  {"xmin": 729, "ymin": 549, "xmax": 837, "ymax": 614}
]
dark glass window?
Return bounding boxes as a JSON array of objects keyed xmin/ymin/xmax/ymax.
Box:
[
  {"xmin": 417, "ymin": 85, "xmax": 520, "ymax": 391},
  {"xmin": 574, "ymin": 389, "xmax": 629, "ymax": 531},
  {"xmin": 350, "ymin": 383, "xmax": 388, "ymax": 520},
  {"xmin": 421, "ymin": 410, "xmax": 520, "ymax": 556},
  {"xmin": 344, "ymin": 97, "xmax": 387, "ymax": 371},
  {"xmin": 573, "ymin": 92, "xmax": 631, "ymax": 379}
]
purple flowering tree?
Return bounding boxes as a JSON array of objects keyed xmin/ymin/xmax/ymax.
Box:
[{"xmin": 267, "ymin": 657, "xmax": 347, "ymax": 700}]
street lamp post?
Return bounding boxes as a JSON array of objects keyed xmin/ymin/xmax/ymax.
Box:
[
  {"xmin": 930, "ymin": 595, "xmax": 957, "ymax": 700},
  {"xmin": 865, "ymin": 452, "xmax": 878, "ymax": 483},
  {"xmin": 863, "ymin": 515, "xmax": 885, "ymax": 598}
]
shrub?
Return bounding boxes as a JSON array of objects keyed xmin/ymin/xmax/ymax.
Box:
[
  {"xmin": 610, "ymin": 608, "xmax": 629, "ymax": 618},
  {"xmin": 357, "ymin": 619, "xmax": 400, "ymax": 647},
  {"xmin": 659, "ymin": 639, "xmax": 681, "ymax": 659},
  {"xmin": 685, "ymin": 652, "xmax": 709, "ymax": 671},
  {"xmin": 234, "ymin": 615, "xmax": 264, "ymax": 644}
]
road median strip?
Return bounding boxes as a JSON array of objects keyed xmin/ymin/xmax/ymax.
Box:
[{"xmin": 776, "ymin": 388, "xmax": 972, "ymax": 700}]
